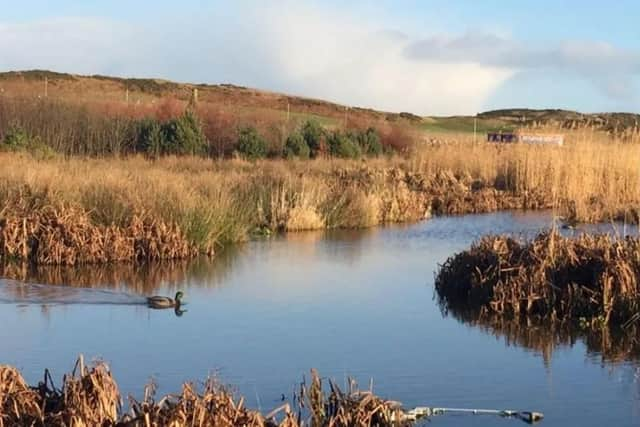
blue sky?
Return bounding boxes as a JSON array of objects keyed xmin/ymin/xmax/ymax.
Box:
[{"xmin": 1, "ymin": 0, "xmax": 639, "ymax": 115}]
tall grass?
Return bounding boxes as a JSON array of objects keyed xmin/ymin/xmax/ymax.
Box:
[
  {"xmin": 1, "ymin": 131, "xmax": 639, "ymax": 265},
  {"xmin": 411, "ymin": 135, "xmax": 640, "ymax": 222}
]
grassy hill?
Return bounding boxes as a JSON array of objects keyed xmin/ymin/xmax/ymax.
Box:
[{"xmin": 1, "ymin": 70, "xmax": 638, "ymax": 135}]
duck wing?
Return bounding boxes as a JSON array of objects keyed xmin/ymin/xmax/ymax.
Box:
[{"xmin": 147, "ymin": 296, "xmax": 173, "ymax": 305}]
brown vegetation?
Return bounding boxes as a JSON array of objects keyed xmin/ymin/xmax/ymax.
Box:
[
  {"xmin": 435, "ymin": 232, "xmax": 640, "ymax": 326},
  {"xmin": 0, "ymin": 70, "xmax": 407, "ymax": 126},
  {"xmin": 1, "ymin": 127, "xmax": 640, "ymax": 266},
  {"xmin": 0, "ymin": 358, "xmax": 407, "ymax": 427}
]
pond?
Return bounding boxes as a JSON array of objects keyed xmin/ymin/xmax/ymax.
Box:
[{"xmin": 1, "ymin": 211, "xmax": 639, "ymax": 426}]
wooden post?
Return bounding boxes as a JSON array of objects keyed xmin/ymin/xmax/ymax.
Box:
[
  {"xmin": 187, "ymin": 88, "xmax": 198, "ymax": 111},
  {"xmin": 44, "ymin": 77, "xmax": 48, "ymax": 98},
  {"xmin": 287, "ymin": 101, "xmax": 290, "ymax": 122},
  {"xmin": 344, "ymin": 106, "xmax": 348, "ymax": 129},
  {"xmin": 125, "ymin": 88, "xmax": 129, "ymax": 104}
]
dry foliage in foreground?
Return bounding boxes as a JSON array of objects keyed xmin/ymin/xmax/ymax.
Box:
[
  {"xmin": 0, "ymin": 358, "xmax": 407, "ymax": 427},
  {"xmin": 435, "ymin": 231, "xmax": 640, "ymax": 326}
]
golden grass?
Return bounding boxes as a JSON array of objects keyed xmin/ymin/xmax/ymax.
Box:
[
  {"xmin": 1, "ymin": 130, "xmax": 639, "ymax": 265},
  {"xmin": 412, "ymin": 130, "xmax": 640, "ymax": 222},
  {"xmin": 0, "ymin": 358, "xmax": 406, "ymax": 427}
]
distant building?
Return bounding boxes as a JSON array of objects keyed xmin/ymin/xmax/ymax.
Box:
[
  {"xmin": 518, "ymin": 133, "xmax": 564, "ymax": 146},
  {"xmin": 487, "ymin": 132, "xmax": 518, "ymax": 143}
]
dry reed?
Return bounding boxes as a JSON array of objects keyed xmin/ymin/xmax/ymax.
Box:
[
  {"xmin": 0, "ymin": 358, "xmax": 407, "ymax": 427},
  {"xmin": 1, "ymin": 131, "xmax": 639, "ymax": 265},
  {"xmin": 435, "ymin": 232, "xmax": 640, "ymax": 325}
]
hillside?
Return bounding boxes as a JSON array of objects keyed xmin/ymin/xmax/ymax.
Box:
[
  {"xmin": 479, "ymin": 108, "xmax": 640, "ymax": 132},
  {"xmin": 1, "ymin": 70, "xmax": 639, "ymax": 135},
  {"xmin": 0, "ymin": 70, "xmax": 397, "ymax": 126}
]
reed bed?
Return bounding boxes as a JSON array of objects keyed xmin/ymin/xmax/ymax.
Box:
[
  {"xmin": 1, "ymin": 132, "xmax": 639, "ymax": 265},
  {"xmin": 0, "ymin": 358, "xmax": 407, "ymax": 427},
  {"xmin": 435, "ymin": 232, "xmax": 640, "ymax": 326}
]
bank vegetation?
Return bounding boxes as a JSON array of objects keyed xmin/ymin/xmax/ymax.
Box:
[
  {"xmin": 0, "ymin": 357, "xmax": 406, "ymax": 427},
  {"xmin": 1, "ymin": 94, "xmax": 640, "ymax": 265}
]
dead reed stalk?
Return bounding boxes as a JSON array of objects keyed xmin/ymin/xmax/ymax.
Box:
[
  {"xmin": 0, "ymin": 358, "xmax": 408, "ymax": 427},
  {"xmin": 435, "ymin": 232, "xmax": 640, "ymax": 325}
]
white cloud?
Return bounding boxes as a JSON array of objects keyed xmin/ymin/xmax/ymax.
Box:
[
  {"xmin": 0, "ymin": 4, "xmax": 517, "ymax": 115},
  {"xmin": 405, "ymin": 32, "xmax": 640, "ymax": 104},
  {"xmin": 3, "ymin": 3, "xmax": 634, "ymax": 114}
]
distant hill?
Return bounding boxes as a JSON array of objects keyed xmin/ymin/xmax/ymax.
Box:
[
  {"xmin": 479, "ymin": 108, "xmax": 640, "ymax": 133},
  {"xmin": 0, "ymin": 69, "xmax": 402, "ymax": 125},
  {"xmin": 1, "ymin": 70, "xmax": 638, "ymax": 135}
]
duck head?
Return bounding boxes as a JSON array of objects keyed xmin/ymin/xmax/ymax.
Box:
[{"xmin": 174, "ymin": 291, "xmax": 184, "ymax": 305}]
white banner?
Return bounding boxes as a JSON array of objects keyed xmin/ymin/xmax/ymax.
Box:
[{"xmin": 518, "ymin": 134, "xmax": 564, "ymax": 146}]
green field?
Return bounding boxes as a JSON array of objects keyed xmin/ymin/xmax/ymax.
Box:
[{"xmin": 419, "ymin": 116, "xmax": 516, "ymax": 134}]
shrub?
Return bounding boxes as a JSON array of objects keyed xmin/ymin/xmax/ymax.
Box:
[
  {"xmin": 135, "ymin": 118, "xmax": 164, "ymax": 157},
  {"xmin": 1, "ymin": 124, "xmax": 56, "ymax": 159},
  {"xmin": 27, "ymin": 141, "xmax": 57, "ymax": 160},
  {"xmin": 327, "ymin": 131, "xmax": 361, "ymax": 158},
  {"xmin": 2, "ymin": 125, "xmax": 30, "ymax": 149},
  {"xmin": 381, "ymin": 124, "xmax": 414, "ymax": 154},
  {"xmin": 283, "ymin": 132, "xmax": 310, "ymax": 159},
  {"xmin": 355, "ymin": 127, "xmax": 382, "ymax": 156},
  {"xmin": 198, "ymin": 107, "xmax": 237, "ymax": 158},
  {"xmin": 161, "ymin": 110, "xmax": 207, "ymax": 155},
  {"xmin": 236, "ymin": 126, "xmax": 267, "ymax": 159},
  {"xmin": 301, "ymin": 120, "xmax": 324, "ymax": 157}
]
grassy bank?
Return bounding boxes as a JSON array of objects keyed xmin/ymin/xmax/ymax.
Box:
[
  {"xmin": 1, "ymin": 133, "xmax": 639, "ymax": 265},
  {"xmin": 0, "ymin": 358, "xmax": 406, "ymax": 427},
  {"xmin": 435, "ymin": 232, "xmax": 640, "ymax": 326}
]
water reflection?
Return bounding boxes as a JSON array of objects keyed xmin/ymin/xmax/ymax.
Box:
[
  {"xmin": 448, "ymin": 309, "xmax": 640, "ymax": 367},
  {"xmin": 2, "ymin": 211, "xmax": 640, "ymax": 427},
  {"xmin": 0, "ymin": 247, "xmax": 241, "ymax": 294}
]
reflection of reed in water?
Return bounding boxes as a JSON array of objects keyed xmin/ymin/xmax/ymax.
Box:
[
  {"xmin": 448, "ymin": 308, "xmax": 640, "ymax": 367},
  {"xmin": 0, "ymin": 247, "xmax": 241, "ymax": 295},
  {"xmin": 285, "ymin": 227, "xmax": 376, "ymax": 265}
]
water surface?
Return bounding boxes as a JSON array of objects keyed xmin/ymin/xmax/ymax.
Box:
[{"xmin": 1, "ymin": 211, "xmax": 639, "ymax": 426}]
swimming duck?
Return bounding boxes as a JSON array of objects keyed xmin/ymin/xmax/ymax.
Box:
[{"xmin": 147, "ymin": 291, "xmax": 184, "ymax": 309}]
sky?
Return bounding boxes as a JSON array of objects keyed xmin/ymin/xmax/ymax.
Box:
[{"xmin": 1, "ymin": 0, "xmax": 640, "ymax": 115}]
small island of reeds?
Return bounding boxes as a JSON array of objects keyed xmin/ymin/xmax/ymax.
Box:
[{"xmin": 435, "ymin": 231, "xmax": 640, "ymax": 326}]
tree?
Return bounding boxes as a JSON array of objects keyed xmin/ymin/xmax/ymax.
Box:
[
  {"xmin": 236, "ymin": 126, "xmax": 267, "ymax": 159},
  {"xmin": 135, "ymin": 118, "xmax": 164, "ymax": 157},
  {"xmin": 301, "ymin": 120, "xmax": 324, "ymax": 157},
  {"xmin": 161, "ymin": 110, "xmax": 206, "ymax": 155},
  {"xmin": 327, "ymin": 131, "xmax": 361, "ymax": 158},
  {"xmin": 283, "ymin": 132, "xmax": 310, "ymax": 159},
  {"xmin": 356, "ymin": 127, "xmax": 382, "ymax": 156}
]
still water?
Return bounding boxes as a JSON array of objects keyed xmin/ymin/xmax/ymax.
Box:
[{"xmin": 1, "ymin": 211, "xmax": 639, "ymax": 426}]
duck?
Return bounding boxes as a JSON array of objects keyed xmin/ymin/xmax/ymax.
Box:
[{"xmin": 147, "ymin": 291, "xmax": 184, "ymax": 309}]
